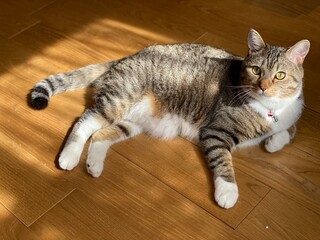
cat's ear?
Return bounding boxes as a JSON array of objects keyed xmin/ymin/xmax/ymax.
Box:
[
  {"xmin": 286, "ymin": 40, "xmax": 310, "ymax": 65},
  {"xmin": 248, "ymin": 29, "xmax": 266, "ymax": 53}
]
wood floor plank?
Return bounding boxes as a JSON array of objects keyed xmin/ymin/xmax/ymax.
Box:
[
  {"xmin": 30, "ymin": 151, "xmax": 246, "ymax": 240},
  {"xmin": 0, "ymin": 138, "xmax": 75, "ymax": 227},
  {"xmin": 112, "ymin": 136, "xmax": 270, "ymax": 228},
  {"xmin": 0, "ymin": 121, "xmax": 75, "ymax": 226},
  {"xmin": 32, "ymin": 0, "xmax": 204, "ymax": 49},
  {"xmin": 296, "ymin": 109, "xmax": 320, "ymax": 159},
  {"xmin": 237, "ymin": 190, "xmax": 320, "ymax": 240},
  {"xmin": 0, "ymin": 203, "xmax": 40, "ymax": 240},
  {"xmin": 0, "ymin": 1, "xmax": 56, "ymax": 14},
  {"xmin": 0, "ymin": 1, "xmax": 55, "ymax": 39},
  {"xmin": 0, "ymin": 38, "xmax": 82, "ymax": 226},
  {"xmin": 195, "ymin": 32, "xmax": 247, "ymax": 56},
  {"xmin": 11, "ymin": 24, "xmax": 109, "ymax": 72}
]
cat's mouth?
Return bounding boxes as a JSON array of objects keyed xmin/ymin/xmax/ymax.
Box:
[
  {"xmin": 251, "ymin": 86, "xmax": 276, "ymax": 98},
  {"xmin": 248, "ymin": 89, "xmax": 278, "ymax": 103},
  {"xmin": 248, "ymin": 88, "xmax": 291, "ymax": 110}
]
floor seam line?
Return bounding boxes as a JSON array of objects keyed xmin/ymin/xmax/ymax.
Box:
[
  {"xmin": 29, "ymin": 0, "xmax": 57, "ymax": 16},
  {"xmin": 234, "ymin": 188, "xmax": 272, "ymax": 230},
  {"xmin": 26, "ymin": 187, "xmax": 77, "ymax": 227},
  {"xmin": 111, "ymin": 147, "xmax": 237, "ymax": 230},
  {"xmin": 8, "ymin": 21, "xmax": 41, "ymax": 39}
]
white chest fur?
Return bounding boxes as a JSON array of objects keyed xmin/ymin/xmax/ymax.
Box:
[
  {"xmin": 250, "ymin": 97, "xmax": 304, "ymax": 134},
  {"xmin": 237, "ymin": 96, "xmax": 304, "ymax": 149}
]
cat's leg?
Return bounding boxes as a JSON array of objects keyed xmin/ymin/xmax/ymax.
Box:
[
  {"xmin": 211, "ymin": 151, "xmax": 238, "ymax": 209},
  {"xmin": 200, "ymin": 128, "xmax": 239, "ymax": 209},
  {"xmin": 59, "ymin": 108, "xmax": 108, "ymax": 170},
  {"xmin": 265, "ymin": 124, "xmax": 296, "ymax": 153},
  {"xmin": 86, "ymin": 121, "xmax": 142, "ymax": 177}
]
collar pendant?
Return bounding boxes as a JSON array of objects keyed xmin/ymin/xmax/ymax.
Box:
[{"xmin": 268, "ymin": 110, "xmax": 278, "ymax": 122}]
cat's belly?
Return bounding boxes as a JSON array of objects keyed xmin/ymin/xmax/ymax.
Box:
[
  {"xmin": 142, "ymin": 114, "xmax": 199, "ymax": 140},
  {"xmin": 125, "ymin": 97, "xmax": 199, "ymax": 141}
]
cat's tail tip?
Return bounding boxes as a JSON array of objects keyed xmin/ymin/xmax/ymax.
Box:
[
  {"xmin": 30, "ymin": 96, "xmax": 49, "ymax": 110},
  {"xmin": 28, "ymin": 86, "xmax": 50, "ymax": 110}
]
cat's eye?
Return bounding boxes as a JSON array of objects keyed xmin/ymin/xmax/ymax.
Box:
[
  {"xmin": 252, "ymin": 66, "xmax": 261, "ymax": 75},
  {"xmin": 275, "ymin": 72, "xmax": 286, "ymax": 80}
]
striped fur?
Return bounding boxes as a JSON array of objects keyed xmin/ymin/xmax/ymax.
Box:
[{"xmin": 29, "ymin": 29, "xmax": 310, "ymax": 208}]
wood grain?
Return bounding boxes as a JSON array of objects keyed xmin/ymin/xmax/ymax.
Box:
[
  {"xmin": 30, "ymin": 151, "xmax": 246, "ymax": 240},
  {"xmin": 112, "ymin": 135, "xmax": 271, "ymax": 228},
  {"xmin": 0, "ymin": 1, "xmax": 56, "ymax": 39},
  {"xmin": 32, "ymin": 0, "xmax": 204, "ymax": 48},
  {"xmin": 0, "ymin": 60, "xmax": 77, "ymax": 226},
  {"xmin": 0, "ymin": 203, "xmax": 40, "ymax": 240},
  {"xmin": 0, "ymin": 121, "xmax": 75, "ymax": 226},
  {"xmin": 237, "ymin": 190, "xmax": 320, "ymax": 240}
]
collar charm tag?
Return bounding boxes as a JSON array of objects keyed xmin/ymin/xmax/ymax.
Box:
[{"xmin": 268, "ymin": 110, "xmax": 278, "ymax": 122}]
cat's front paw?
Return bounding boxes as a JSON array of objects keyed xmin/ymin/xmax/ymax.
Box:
[
  {"xmin": 265, "ymin": 130, "xmax": 290, "ymax": 153},
  {"xmin": 58, "ymin": 144, "xmax": 82, "ymax": 170},
  {"xmin": 214, "ymin": 177, "xmax": 239, "ymax": 209}
]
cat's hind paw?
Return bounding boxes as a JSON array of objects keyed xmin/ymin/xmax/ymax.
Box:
[
  {"xmin": 86, "ymin": 160, "xmax": 104, "ymax": 178},
  {"xmin": 58, "ymin": 144, "xmax": 82, "ymax": 170},
  {"xmin": 86, "ymin": 140, "xmax": 109, "ymax": 178},
  {"xmin": 214, "ymin": 177, "xmax": 239, "ymax": 209}
]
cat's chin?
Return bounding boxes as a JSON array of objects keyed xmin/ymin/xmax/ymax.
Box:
[
  {"xmin": 248, "ymin": 92, "xmax": 278, "ymax": 109},
  {"xmin": 253, "ymin": 94, "xmax": 299, "ymax": 111}
]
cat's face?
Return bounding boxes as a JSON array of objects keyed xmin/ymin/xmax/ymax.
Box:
[
  {"xmin": 242, "ymin": 46, "xmax": 304, "ymax": 99},
  {"xmin": 241, "ymin": 29, "xmax": 310, "ymax": 108}
]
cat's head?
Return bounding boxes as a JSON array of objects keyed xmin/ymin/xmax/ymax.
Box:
[{"xmin": 241, "ymin": 29, "xmax": 310, "ymax": 110}]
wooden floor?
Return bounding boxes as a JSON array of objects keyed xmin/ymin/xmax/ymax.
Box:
[{"xmin": 0, "ymin": 0, "xmax": 319, "ymax": 239}]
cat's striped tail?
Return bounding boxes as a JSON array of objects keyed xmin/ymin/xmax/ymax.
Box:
[{"xmin": 29, "ymin": 62, "xmax": 112, "ymax": 110}]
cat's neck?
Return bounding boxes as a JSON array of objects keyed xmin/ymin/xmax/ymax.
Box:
[{"xmin": 248, "ymin": 91, "xmax": 303, "ymax": 122}]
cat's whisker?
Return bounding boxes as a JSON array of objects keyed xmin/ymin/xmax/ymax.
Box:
[
  {"xmin": 235, "ymin": 90, "xmax": 252, "ymax": 105},
  {"xmin": 224, "ymin": 85, "xmax": 253, "ymax": 89},
  {"xmin": 239, "ymin": 92, "xmax": 252, "ymax": 105},
  {"xmin": 229, "ymin": 91, "xmax": 246, "ymax": 107},
  {"xmin": 229, "ymin": 89, "xmax": 252, "ymax": 106}
]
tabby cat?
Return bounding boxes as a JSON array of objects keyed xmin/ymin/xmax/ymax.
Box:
[{"xmin": 29, "ymin": 29, "xmax": 310, "ymax": 209}]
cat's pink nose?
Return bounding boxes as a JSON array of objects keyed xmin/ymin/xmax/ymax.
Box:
[
  {"xmin": 259, "ymin": 80, "xmax": 271, "ymax": 91},
  {"xmin": 259, "ymin": 85, "xmax": 267, "ymax": 92}
]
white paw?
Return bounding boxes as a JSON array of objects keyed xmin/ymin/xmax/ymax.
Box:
[
  {"xmin": 265, "ymin": 131, "xmax": 290, "ymax": 153},
  {"xmin": 214, "ymin": 177, "xmax": 239, "ymax": 209},
  {"xmin": 86, "ymin": 140, "xmax": 109, "ymax": 178},
  {"xmin": 59, "ymin": 143, "xmax": 82, "ymax": 170}
]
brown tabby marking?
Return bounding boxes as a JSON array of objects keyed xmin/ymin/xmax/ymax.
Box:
[{"xmin": 146, "ymin": 91, "xmax": 164, "ymax": 117}]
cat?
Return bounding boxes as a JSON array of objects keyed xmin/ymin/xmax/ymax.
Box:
[{"xmin": 29, "ymin": 29, "xmax": 310, "ymax": 209}]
